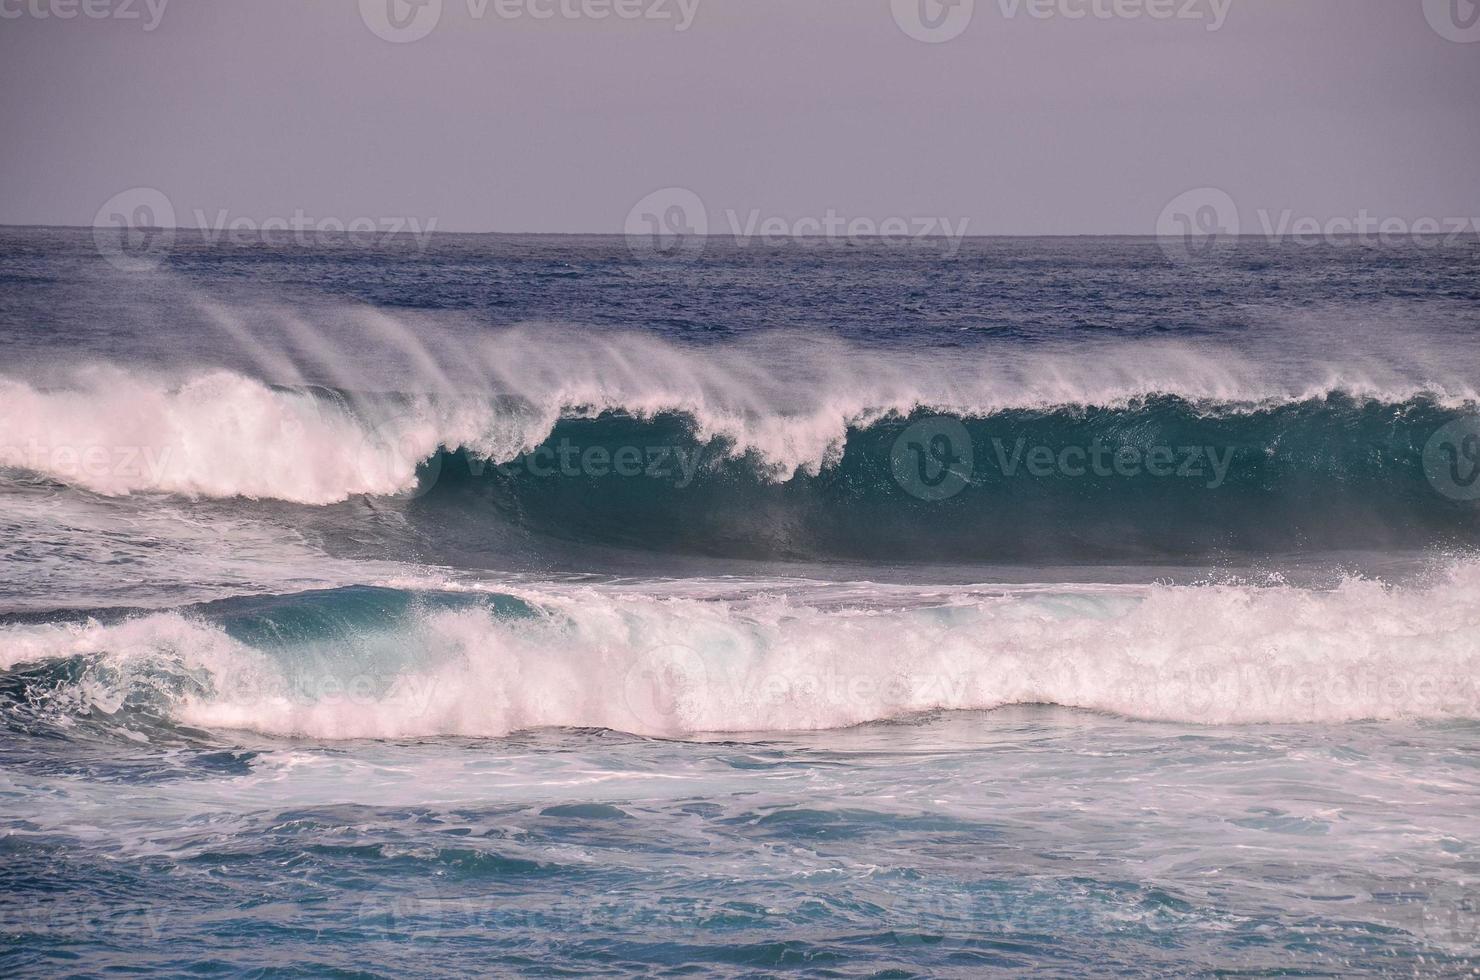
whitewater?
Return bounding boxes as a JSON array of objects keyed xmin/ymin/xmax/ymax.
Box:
[
  {"xmin": 2, "ymin": 569, "xmax": 1478, "ymax": 740},
  {"xmin": 2, "ymin": 230, "xmax": 1477, "ymax": 976}
]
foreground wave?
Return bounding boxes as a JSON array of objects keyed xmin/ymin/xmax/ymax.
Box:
[{"xmin": 3, "ymin": 566, "xmax": 1477, "ymax": 740}]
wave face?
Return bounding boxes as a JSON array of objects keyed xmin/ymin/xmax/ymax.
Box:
[
  {"xmin": 3, "ymin": 569, "xmax": 1478, "ymax": 740},
  {"xmin": 431, "ymin": 398, "xmax": 1480, "ymax": 562},
  {"xmin": 4, "ymin": 360, "xmax": 1478, "ymax": 561}
]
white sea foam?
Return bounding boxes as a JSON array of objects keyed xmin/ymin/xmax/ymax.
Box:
[
  {"xmin": 0, "ymin": 368, "xmax": 513, "ymax": 503},
  {"xmin": 3, "ymin": 567, "xmax": 1476, "ymax": 735},
  {"xmin": 1, "ymin": 318, "xmax": 1476, "ymax": 503}
]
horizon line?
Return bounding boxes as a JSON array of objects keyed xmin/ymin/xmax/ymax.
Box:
[{"xmin": 8, "ymin": 223, "xmax": 1480, "ymax": 241}]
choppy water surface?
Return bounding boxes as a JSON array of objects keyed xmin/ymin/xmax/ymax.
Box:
[{"xmin": 1, "ymin": 230, "xmax": 1478, "ymax": 975}]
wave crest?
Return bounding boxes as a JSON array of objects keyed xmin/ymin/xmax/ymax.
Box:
[
  {"xmin": 2, "ymin": 337, "xmax": 1477, "ymax": 505},
  {"xmin": 3, "ymin": 570, "xmax": 1478, "ymax": 738}
]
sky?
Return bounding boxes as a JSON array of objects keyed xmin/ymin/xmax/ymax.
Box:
[{"xmin": 0, "ymin": 0, "xmax": 1476, "ymax": 235}]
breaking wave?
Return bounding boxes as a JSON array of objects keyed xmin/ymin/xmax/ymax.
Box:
[
  {"xmin": 2, "ymin": 568, "xmax": 1478, "ymax": 740},
  {"xmin": 4, "ymin": 364, "xmax": 1479, "ymax": 560}
]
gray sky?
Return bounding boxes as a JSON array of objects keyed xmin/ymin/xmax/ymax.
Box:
[{"xmin": 1, "ymin": 0, "xmax": 1476, "ymax": 234}]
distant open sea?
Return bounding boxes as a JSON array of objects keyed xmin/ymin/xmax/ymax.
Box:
[{"xmin": 1, "ymin": 227, "xmax": 1477, "ymax": 976}]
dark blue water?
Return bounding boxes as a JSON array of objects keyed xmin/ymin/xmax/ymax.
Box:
[{"xmin": 1, "ymin": 228, "xmax": 1477, "ymax": 976}]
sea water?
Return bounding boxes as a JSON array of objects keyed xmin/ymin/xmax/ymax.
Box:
[{"xmin": 1, "ymin": 229, "xmax": 1477, "ymax": 975}]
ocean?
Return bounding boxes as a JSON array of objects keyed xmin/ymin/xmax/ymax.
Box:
[{"xmin": 1, "ymin": 227, "xmax": 1477, "ymax": 976}]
